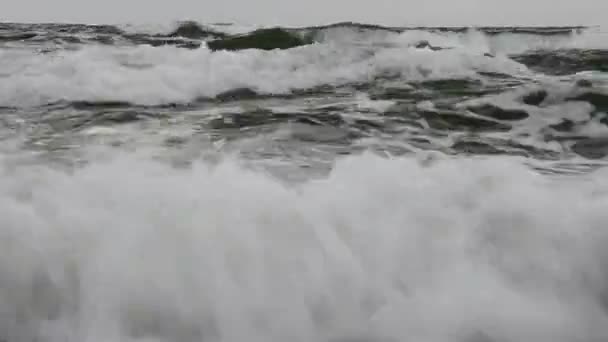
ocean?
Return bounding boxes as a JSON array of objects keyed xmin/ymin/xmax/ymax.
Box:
[{"xmin": 1, "ymin": 21, "xmax": 608, "ymax": 342}]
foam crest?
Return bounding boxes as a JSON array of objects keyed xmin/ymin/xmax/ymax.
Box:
[
  {"xmin": 0, "ymin": 42, "xmax": 528, "ymax": 107},
  {"xmin": 386, "ymin": 27, "xmax": 608, "ymax": 55},
  {"xmin": 2, "ymin": 151, "xmax": 608, "ymax": 342}
]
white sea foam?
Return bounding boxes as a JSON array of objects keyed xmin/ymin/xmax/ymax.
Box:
[
  {"xmin": 1, "ymin": 150, "xmax": 608, "ymax": 342},
  {"xmin": 0, "ymin": 41, "xmax": 528, "ymax": 107}
]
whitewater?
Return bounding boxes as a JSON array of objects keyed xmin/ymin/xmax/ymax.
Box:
[{"xmin": 1, "ymin": 21, "xmax": 608, "ymax": 342}]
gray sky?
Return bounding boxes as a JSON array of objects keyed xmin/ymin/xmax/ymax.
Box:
[{"xmin": 2, "ymin": 0, "xmax": 605, "ymax": 26}]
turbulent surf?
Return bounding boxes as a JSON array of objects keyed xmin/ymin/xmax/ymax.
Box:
[{"xmin": 1, "ymin": 20, "xmax": 608, "ymax": 342}]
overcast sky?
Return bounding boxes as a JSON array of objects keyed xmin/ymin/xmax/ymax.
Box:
[{"xmin": 2, "ymin": 0, "xmax": 605, "ymax": 26}]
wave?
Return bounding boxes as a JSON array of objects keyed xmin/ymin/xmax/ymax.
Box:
[
  {"xmin": 2, "ymin": 31, "xmax": 607, "ymax": 161},
  {"xmin": 513, "ymin": 49, "xmax": 608, "ymax": 75},
  {"xmin": 0, "ymin": 40, "xmax": 532, "ymax": 107},
  {"xmin": 1, "ymin": 47, "xmax": 605, "ymax": 109},
  {"xmin": 1, "ymin": 150, "xmax": 608, "ymax": 342},
  {"xmin": 2, "ymin": 21, "xmax": 605, "ymax": 50}
]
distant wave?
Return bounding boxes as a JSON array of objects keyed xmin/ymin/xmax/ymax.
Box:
[{"xmin": 0, "ymin": 20, "xmax": 592, "ymax": 43}]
